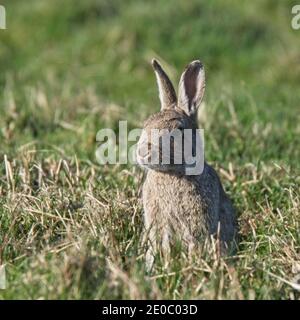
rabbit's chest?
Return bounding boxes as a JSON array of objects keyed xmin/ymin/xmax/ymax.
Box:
[{"xmin": 143, "ymin": 171, "xmax": 215, "ymax": 237}]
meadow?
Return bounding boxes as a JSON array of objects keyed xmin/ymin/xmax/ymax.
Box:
[{"xmin": 0, "ymin": 0, "xmax": 299, "ymax": 299}]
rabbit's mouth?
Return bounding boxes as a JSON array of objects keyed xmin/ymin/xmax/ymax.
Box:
[
  {"xmin": 136, "ymin": 147, "xmax": 186, "ymax": 173},
  {"xmin": 137, "ymin": 160, "xmax": 185, "ymax": 174},
  {"xmin": 136, "ymin": 145, "xmax": 204, "ymax": 176}
]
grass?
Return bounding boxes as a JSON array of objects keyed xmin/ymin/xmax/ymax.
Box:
[{"xmin": 0, "ymin": 0, "xmax": 299, "ymax": 299}]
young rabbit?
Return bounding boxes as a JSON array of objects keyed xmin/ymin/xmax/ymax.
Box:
[{"xmin": 136, "ymin": 59, "xmax": 237, "ymax": 269}]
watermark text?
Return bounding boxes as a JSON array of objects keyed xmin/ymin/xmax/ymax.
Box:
[
  {"xmin": 0, "ymin": 5, "xmax": 6, "ymax": 29},
  {"xmin": 0, "ymin": 265, "xmax": 6, "ymax": 289},
  {"xmin": 95, "ymin": 121, "xmax": 205, "ymax": 175},
  {"xmin": 292, "ymin": 5, "xmax": 300, "ymax": 30}
]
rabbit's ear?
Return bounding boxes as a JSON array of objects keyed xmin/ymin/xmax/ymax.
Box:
[
  {"xmin": 178, "ymin": 60, "xmax": 205, "ymax": 117},
  {"xmin": 152, "ymin": 59, "xmax": 177, "ymax": 110}
]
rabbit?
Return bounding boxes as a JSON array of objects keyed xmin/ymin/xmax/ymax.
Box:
[{"xmin": 136, "ymin": 59, "xmax": 237, "ymax": 270}]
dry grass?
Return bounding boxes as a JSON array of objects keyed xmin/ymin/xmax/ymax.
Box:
[
  {"xmin": 0, "ymin": 146, "xmax": 299, "ymax": 299},
  {"xmin": 0, "ymin": 0, "xmax": 300, "ymax": 299}
]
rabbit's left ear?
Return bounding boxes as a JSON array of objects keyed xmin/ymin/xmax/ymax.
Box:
[
  {"xmin": 178, "ymin": 60, "xmax": 205, "ymax": 117},
  {"xmin": 152, "ymin": 59, "xmax": 177, "ymax": 110}
]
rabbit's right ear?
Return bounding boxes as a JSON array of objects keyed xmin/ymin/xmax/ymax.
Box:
[
  {"xmin": 152, "ymin": 59, "xmax": 177, "ymax": 110},
  {"xmin": 178, "ymin": 60, "xmax": 205, "ymax": 117}
]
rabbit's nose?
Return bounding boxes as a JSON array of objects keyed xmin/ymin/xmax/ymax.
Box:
[{"xmin": 138, "ymin": 143, "xmax": 152, "ymax": 159}]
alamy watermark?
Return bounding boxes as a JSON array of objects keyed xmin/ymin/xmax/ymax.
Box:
[
  {"xmin": 292, "ymin": 5, "xmax": 300, "ymax": 30},
  {"xmin": 0, "ymin": 265, "xmax": 6, "ymax": 289},
  {"xmin": 95, "ymin": 121, "xmax": 205, "ymax": 175},
  {"xmin": 0, "ymin": 5, "xmax": 6, "ymax": 29}
]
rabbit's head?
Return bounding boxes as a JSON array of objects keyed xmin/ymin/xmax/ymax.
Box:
[{"xmin": 136, "ymin": 59, "xmax": 205, "ymax": 175}]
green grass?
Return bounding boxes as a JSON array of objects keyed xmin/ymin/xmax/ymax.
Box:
[{"xmin": 0, "ymin": 0, "xmax": 299, "ymax": 299}]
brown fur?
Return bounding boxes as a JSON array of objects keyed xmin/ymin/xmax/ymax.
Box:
[{"xmin": 137, "ymin": 59, "xmax": 237, "ymax": 270}]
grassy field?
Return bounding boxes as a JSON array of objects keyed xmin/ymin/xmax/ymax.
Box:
[{"xmin": 0, "ymin": 0, "xmax": 299, "ymax": 299}]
